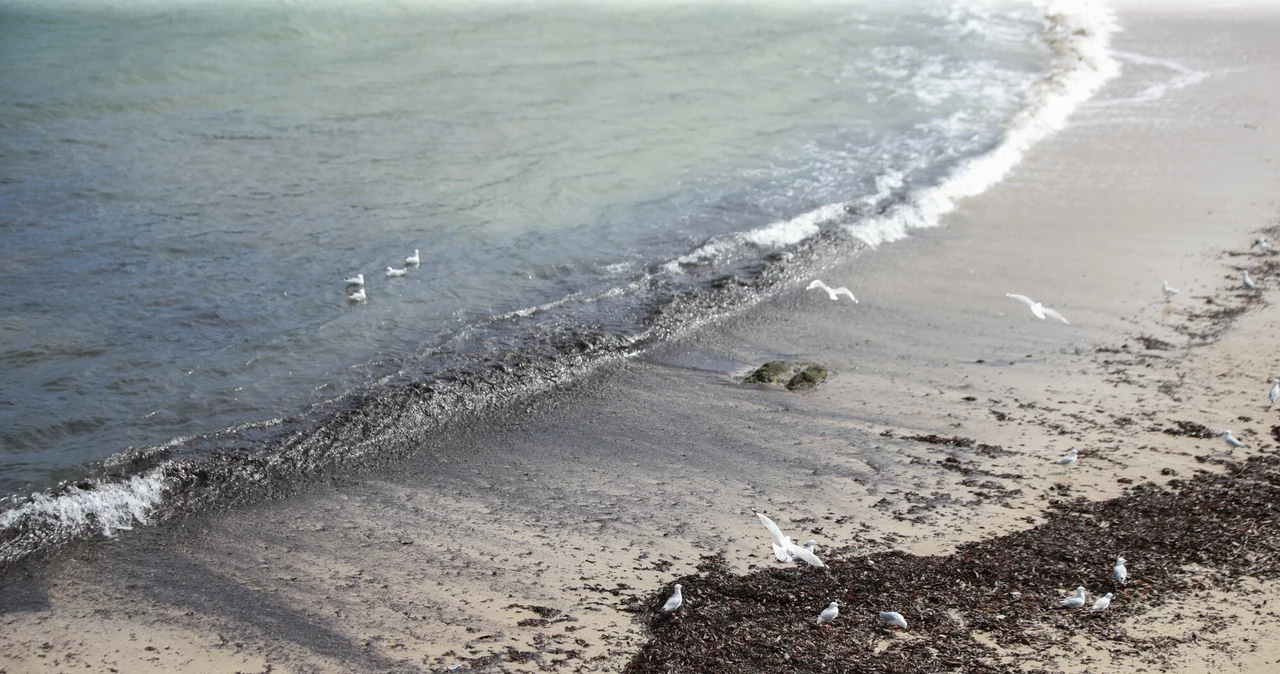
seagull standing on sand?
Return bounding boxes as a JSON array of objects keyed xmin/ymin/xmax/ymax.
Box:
[
  {"xmin": 348, "ymin": 288, "xmax": 366, "ymax": 302},
  {"xmin": 1006, "ymin": 294, "xmax": 1070, "ymax": 324},
  {"xmin": 345, "ymin": 273, "xmax": 364, "ymax": 287},
  {"xmin": 1056, "ymin": 449, "xmax": 1078, "ymax": 467},
  {"xmin": 661, "ymin": 584, "xmax": 683, "ymax": 613},
  {"xmin": 755, "ymin": 511, "xmax": 826, "ymax": 567},
  {"xmin": 1253, "ymin": 238, "xmax": 1272, "ymax": 254},
  {"xmin": 1058, "ymin": 586, "xmax": 1087, "ymax": 609},
  {"xmin": 807, "ymin": 280, "xmax": 857, "ymax": 303},
  {"xmin": 1162, "ymin": 280, "xmax": 1179, "ymax": 301},
  {"xmin": 1243, "ymin": 270, "xmax": 1257, "ymax": 291},
  {"xmin": 1090, "ymin": 592, "xmax": 1113, "ymax": 612},
  {"xmin": 386, "ymin": 266, "xmax": 408, "ymax": 278},
  {"xmin": 878, "ymin": 611, "xmax": 908, "ymax": 630},
  {"xmin": 1268, "ymin": 379, "xmax": 1279, "ymax": 407},
  {"xmin": 1223, "ymin": 430, "xmax": 1247, "ymax": 451},
  {"xmin": 1113, "ymin": 557, "xmax": 1128, "ymax": 585},
  {"xmin": 406, "ymin": 249, "xmax": 421, "ymax": 266},
  {"xmin": 816, "ymin": 602, "xmax": 839, "ymax": 627}
]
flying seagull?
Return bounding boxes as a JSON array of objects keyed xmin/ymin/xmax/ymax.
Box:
[
  {"xmin": 1058, "ymin": 586, "xmax": 1087, "ymax": 609},
  {"xmin": 1162, "ymin": 280, "xmax": 1179, "ymax": 301},
  {"xmin": 755, "ymin": 511, "xmax": 826, "ymax": 567},
  {"xmin": 345, "ymin": 273, "xmax": 365, "ymax": 287},
  {"xmin": 661, "ymin": 584, "xmax": 683, "ymax": 613},
  {"xmin": 1005, "ymin": 294, "xmax": 1069, "ymax": 324},
  {"xmin": 816, "ymin": 602, "xmax": 839, "ymax": 627},
  {"xmin": 807, "ymin": 280, "xmax": 857, "ymax": 303},
  {"xmin": 878, "ymin": 611, "xmax": 908, "ymax": 630}
]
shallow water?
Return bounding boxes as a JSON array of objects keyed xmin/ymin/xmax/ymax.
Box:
[{"xmin": 0, "ymin": 0, "xmax": 1075, "ymax": 561}]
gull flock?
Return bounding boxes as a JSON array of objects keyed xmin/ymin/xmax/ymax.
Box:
[
  {"xmin": 343, "ymin": 249, "xmax": 422, "ymax": 302},
  {"xmin": 653, "ymin": 238, "xmax": 1274, "ymax": 639}
]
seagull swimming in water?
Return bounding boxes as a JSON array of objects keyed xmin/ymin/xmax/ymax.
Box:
[
  {"xmin": 1113, "ymin": 557, "xmax": 1128, "ymax": 585},
  {"xmin": 1058, "ymin": 586, "xmax": 1087, "ymax": 609},
  {"xmin": 1270, "ymin": 379, "xmax": 1279, "ymax": 408},
  {"xmin": 406, "ymin": 249, "xmax": 420, "ymax": 266},
  {"xmin": 755, "ymin": 511, "xmax": 826, "ymax": 567},
  {"xmin": 661, "ymin": 584, "xmax": 683, "ymax": 613},
  {"xmin": 386, "ymin": 266, "xmax": 408, "ymax": 278},
  {"xmin": 807, "ymin": 280, "xmax": 858, "ymax": 303},
  {"xmin": 878, "ymin": 611, "xmax": 908, "ymax": 630},
  {"xmin": 1005, "ymin": 294, "xmax": 1070, "ymax": 324},
  {"xmin": 816, "ymin": 602, "xmax": 839, "ymax": 627},
  {"xmin": 1056, "ymin": 449, "xmax": 1078, "ymax": 467},
  {"xmin": 348, "ymin": 288, "xmax": 366, "ymax": 302},
  {"xmin": 1243, "ymin": 270, "xmax": 1257, "ymax": 291},
  {"xmin": 1223, "ymin": 430, "xmax": 1247, "ymax": 451},
  {"xmin": 1090, "ymin": 592, "xmax": 1113, "ymax": 612},
  {"xmin": 1162, "ymin": 280, "xmax": 1179, "ymax": 301},
  {"xmin": 345, "ymin": 273, "xmax": 364, "ymax": 287}
]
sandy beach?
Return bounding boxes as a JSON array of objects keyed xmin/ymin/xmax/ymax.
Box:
[{"xmin": 5, "ymin": 2, "xmax": 1280, "ymax": 673}]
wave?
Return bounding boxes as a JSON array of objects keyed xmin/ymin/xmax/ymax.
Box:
[{"xmin": 0, "ymin": 0, "xmax": 1123, "ymax": 568}]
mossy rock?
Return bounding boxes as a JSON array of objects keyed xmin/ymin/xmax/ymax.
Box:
[{"xmin": 741, "ymin": 361, "xmax": 829, "ymax": 390}]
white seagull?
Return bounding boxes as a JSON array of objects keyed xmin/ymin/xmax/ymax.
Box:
[
  {"xmin": 1162, "ymin": 280, "xmax": 1179, "ymax": 301},
  {"xmin": 1005, "ymin": 294, "xmax": 1069, "ymax": 324},
  {"xmin": 878, "ymin": 611, "xmax": 908, "ymax": 630},
  {"xmin": 345, "ymin": 273, "xmax": 364, "ymax": 287},
  {"xmin": 1058, "ymin": 586, "xmax": 1087, "ymax": 609},
  {"xmin": 1253, "ymin": 237, "xmax": 1272, "ymax": 253},
  {"xmin": 1243, "ymin": 270, "xmax": 1257, "ymax": 291},
  {"xmin": 1113, "ymin": 557, "xmax": 1128, "ymax": 585},
  {"xmin": 807, "ymin": 280, "xmax": 858, "ymax": 303},
  {"xmin": 406, "ymin": 249, "xmax": 421, "ymax": 266},
  {"xmin": 1269, "ymin": 379, "xmax": 1279, "ymax": 407},
  {"xmin": 755, "ymin": 511, "xmax": 826, "ymax": 567},
  {"xmin": 1223, "ymin": 430, "xmax": 1247, "ymax": 451},
  {"xmin": 661, "ymin": 584, "xmax": 683, "ymax": 613},
  {"xmin": 386, "ymin": 266, "xmax": 408, "ymax": 278},
  {"xmin": 1056, "ymin": 449, "xmax": 1078, "ymax": 467},
  {"xmin": 1090, "ymin": 592, "xmax": 1113, "ymax": 612},
  {"xmin": 348, "ymin": 288, "xmax": 366, "ymax": 302},
  {"xmin": 816, "ymin": 602, "xmax": 839, "ymax": 627}
]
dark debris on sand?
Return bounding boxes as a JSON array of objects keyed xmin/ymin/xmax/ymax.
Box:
[{"xmin": 626, "ymin": 453, "xmax": 1280, "ymax": 673}]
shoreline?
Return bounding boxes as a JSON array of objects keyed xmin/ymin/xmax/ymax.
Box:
[{"xmin": 5, "ymin": 3, "xmax": 1280, "ymax": 674}]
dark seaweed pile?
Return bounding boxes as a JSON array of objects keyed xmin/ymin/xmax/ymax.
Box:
[{"xmin": 627, "ymin": 453, "xmax": 1280, "ymax": 673}]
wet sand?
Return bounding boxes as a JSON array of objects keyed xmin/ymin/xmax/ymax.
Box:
[{"xmin": 5, "ymin": 2, "xmax": 1280, "ymax": 673}]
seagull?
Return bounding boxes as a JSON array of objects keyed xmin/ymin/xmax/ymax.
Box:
[
  {"xmin": 1269, "ymin": 379, "xmax": 1279, "ymax": 407},
  {"xmin": 755, "ymin": 511, "xmax": 826, "ymax": 567},
  {"xmin": 406, "ymin": 249, "xmax": 421, "ymax": 266},
  {"xmin": 386, "ymin": 266, "xmax": 408, "ymax": 278},
  {"xmin": 1058, "ymin": 586, "xmax": 1087, "ymax": 609},
  {"xmin": 1113, "ymin": 556, "xmax": 1128, "ymax": 585},
  {"xmin": 807, "ymin": 280, "xmax": 858, "ymax": 303},
  {"xmin": 1243, "ymin": 270, "xmax": 1257, "ymax": 291},
  {"xmin": 345, "ymin": 273, "xmax": 364, "ymax": 287},
  {"xmin": 1223, "ymin": 430, "xmax": 1247, "ymax": 451},
  {"xmin": 816, "ymin": 602, "xmax": 839, "ymax": 627},
  {"xmin": 1056, "ymin": 449, "xmax": 1078, "ymax": 467},
  {"xmin": 1005, "ymin": 293, "xmax": 1069, "ymax": 324},
  {"xmin": 1252, "ymin": 238, "xmax": 1272, "ymax": 253},
  {"xmin": 878, "ymin": 611, "xmax": 908, "ymax": 630},
  {"xmin": 348, "ymin": 288, "xmax": 366, "ymax": 302},
  {"xmin": 1162, "ymin": 280, "xmax": 1179, "ymax": 301},
  {"xmin": 1090, "ymin": 592, "xmax": 1113, "ymax": 612},
  {"xmin": 661, "ymin": 584, "xmax": 683, "ymax": 613}
]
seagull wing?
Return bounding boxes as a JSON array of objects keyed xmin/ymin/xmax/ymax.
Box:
[
  {"xmin": 1040, "ymin": 307, "xmax": 1070, "ymax": 324},
  {"xmin": 755, "ymin": 512, "xmax": 787, "ymax": 548},
  {"xmin": 831, "ymin": 287, "xmax": 858, "ymax": 303},
  {"xmin": 1005, "ymin": 293, "xmax": 1036, "ymax": 308},
  {"xmin": 806, "ymin": 280, "xmax": 828, "ymax": 292},
  {"xmin": 786, "ymin": 541, "xmax": 826, "ymax": 567}
]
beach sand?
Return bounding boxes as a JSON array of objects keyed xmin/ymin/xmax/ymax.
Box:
[{"xmin": 4, "ymin": 2, "xmax": 1280, "ymax": 673}]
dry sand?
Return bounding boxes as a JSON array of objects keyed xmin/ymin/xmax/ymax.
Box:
[{"xmin": 4, "ymin": 2, "xmax": 1280, "ymax": 673}]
